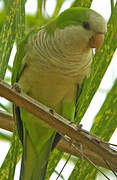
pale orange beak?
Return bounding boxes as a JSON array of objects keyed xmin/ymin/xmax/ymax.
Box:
[{"xmin": 89, "ymin": 33, "xmax": 105, "ymax": 51}]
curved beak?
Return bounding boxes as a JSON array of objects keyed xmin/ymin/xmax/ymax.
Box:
[{"xmin": 89, "ymin": 33, "xmax": 105, "ymax": 51}]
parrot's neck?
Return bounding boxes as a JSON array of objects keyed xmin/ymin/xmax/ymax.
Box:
[{"xmin": 26, "ymin": 26, "xmax": 92, "ymax": 83}]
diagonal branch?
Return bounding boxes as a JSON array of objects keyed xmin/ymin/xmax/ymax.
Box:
[
  {"xmin": 0, "ymin": 110, "xmax": 13, "ymax": 131},
  {"xmin": 0, "ymin": 110, "xmax": 117, "ymax": 171},
  {"xmin": 0, "ymin": 79, "xmax": 117, "ymax": 171}
]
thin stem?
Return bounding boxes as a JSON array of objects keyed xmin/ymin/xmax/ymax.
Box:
[
  {"xmin": 72, "ymin": 144, "xmax": 110, "ymax": 180},
  {"xmin": 104, "ymin": 159, "xmax": 117, "ymax": 178},
  {"xmin": 56, "ymin": 155, "xmax": 71, "ymax": 180}
]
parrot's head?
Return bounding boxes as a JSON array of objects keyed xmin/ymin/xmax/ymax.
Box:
[{"xmin": 47, "ymin": 7, "xmax": 107, "ymax": 52}]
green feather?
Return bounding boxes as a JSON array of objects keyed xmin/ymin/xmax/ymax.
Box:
[{"xmin": 12, "ymin": 29, "xmax": 39, "ymax": 84}]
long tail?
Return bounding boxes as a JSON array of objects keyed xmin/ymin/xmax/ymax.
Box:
[
  {"xmin": 20, "ymin": 130, "xmax": 55, "ymax": 180},
  {"xmin": 14, "ymin": 106, "xmax": 56, "ymax": 180}
]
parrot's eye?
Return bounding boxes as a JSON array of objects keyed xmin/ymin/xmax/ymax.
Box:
[{"xmin": 82, "ymin": 22, "xmax": 90, "ymax": 30}]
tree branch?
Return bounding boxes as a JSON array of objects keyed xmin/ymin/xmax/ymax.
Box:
[
  {"xmin": 0, "ymin": 110, "xmax": 13, "ymax": 131},
  {"xmin": 0, "ymin": 79, "xmax": 117, "ymax": 171}
]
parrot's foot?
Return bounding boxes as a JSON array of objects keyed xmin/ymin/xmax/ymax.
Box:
[
  {"xmin": 76, "ymin": 124, "xmax": 83, "ymax": 130},
  {"xmin": 69, "ymin": 122, "xmax": 83, "ymax": 130},
  {"xmin": 12, "ymin": 83, "xmax": 21, "ymax": 93},
  {"xmin": 69, "ymin": 121, "xmax": 75, "ymax": 125},
  {"xmin": 49, "ymin": 108, "xmax": 55, "ymax": 115}
]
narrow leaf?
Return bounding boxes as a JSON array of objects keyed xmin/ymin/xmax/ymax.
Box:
[
  {"xmin": 45, "ymin": 149, "xmax": 63, "ymax": 179},
  {"xmin": 16, "ymin": 0, "xmax": 25, "ymax": 42},
  {"xmin": 53, "ymin": 0, "xmax": 65, "ymax": 17},
  {"xmin": 0, "ymin": 126, "xmax": 22, "ymax": 180},
  {"xmin": 0, "ymin": 131, "xmax": 12, "ymax": 141},
  {"xmin": 72, "ymin": 0, "xmax": 92, "ymax": 8},
  {"xmin": 0, "ymin": 0, "xmax": 25, "ymax": 179},
  {"xmin": 37, "ymin": 0, "xmax": 43, "ymax": 18},
  {"xmin": 91, "ymin": 79, "xmax": 117, "ymax": 140},
  {"xmin": 69, "ymin": 79, "xmax": 117, "ymax": 179},
  {"xmin": 7, "ymin": 127, "xmax": 21, "ymax": 180},
  {"xmin": 0, "ymin": 0, "xmax": 17, "ymax": 79}
]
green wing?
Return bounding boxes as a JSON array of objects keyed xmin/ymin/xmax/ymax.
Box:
[{"xmin": 12, "ymin": 29, "xmax": 40, "ymax": 84}]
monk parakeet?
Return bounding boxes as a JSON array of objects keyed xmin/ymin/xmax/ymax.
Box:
[{"xmin": 12, "ymin": 7, "xmax": 107, "ymax": 180}]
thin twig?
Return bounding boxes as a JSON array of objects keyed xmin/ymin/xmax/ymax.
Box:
[
  {"xmin": 104, "ymin": 159, "xmax": 117, "ymax": 178},
  {"xmin": 72, "ymin": 144, "xmax": 110, "ymax": 180},
  {"xmin": 56, "ymin": 155, "xmax": 71, "ymax": 180},
  {"xmin": 80, "ymin": 144, "xmax": 84, "ymax": 178},
  {"xmin": 103, "ymin": 141, "xmax": 117, "ymax": 148}
]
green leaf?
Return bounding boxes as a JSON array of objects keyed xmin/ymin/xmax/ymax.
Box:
[
  {"xmin": 0, "ymin": 0, "xmax": 25, "ymax": 179},
  {"xmin": 16, "ymin": 0, "xmax": 25, "ymax": 43},
  {"xmin": 53, "ymin": 0, "xmax": 65, "ymax": 17},
  {"xmin": 0, "ymin": 0, "xmax": 17, "ymax": 79},
  {"xmin": 37, "ymin": 0, "xmax": 43, "ymax": 18},
  {"xmin": 91, "ymin": 79, "xmax": 117, "ymax": 140},
  {"xmin": 0, "ymin": 131, "xmax": 12, "ymax": 141},
  {"xmin": 45, "ymin": 149, "xmax": 63, "ymax": 179},
  {"xmin": 72, "ymin": 0, "xmax": 92, "ymax": 8},
  {"xmin": 0, "ymin": 126, "xmax": 22, "ymax": 180},
  {"xmin": 69, "ymin": 160, "xmax": 97, "ymax": 180},
  {"xmin": 0, "ymin": 103, "xmax": 10, "ymax": 112},
  {"xmin": 0, "ymin": 10, "xmax": 6, "ymax": 32},
  {"xmin": 7, "ymin": 65, "xmax": 12, "ymax": 73},
  {"xmin": 69, "ymin": 79, "xmax": 117, "ymax": 179},
  {"xmin": 54, "ymin": 169, "xmax": 65, "ymax": 180},
  {"xmin": 7, "ymin": 127, "xmax": 21, "ymax": 180}
]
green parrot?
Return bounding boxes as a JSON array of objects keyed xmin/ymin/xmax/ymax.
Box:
[{"xmin": 12, "ymin": 7, "xmax": 107, "ymax": 180}]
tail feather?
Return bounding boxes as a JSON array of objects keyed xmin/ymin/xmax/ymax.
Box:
[{"xmin": 20, "ymin": 130, "xmax": 55, "ymax": 180}]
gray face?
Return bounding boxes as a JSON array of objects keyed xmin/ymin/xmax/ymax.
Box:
[{"xmin": 86, "ymin": 9, "xmax": 107, "ymax": 34}]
